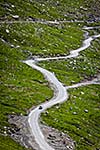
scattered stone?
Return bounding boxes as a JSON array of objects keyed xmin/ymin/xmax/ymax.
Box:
[
  {"xmin": 6, "ymin": 29, "xmax": 10, "ymax": 33},
  {"xmin": 45, "ymin": 111, "xmax": 49, "ymax": 115},
  {"xmin": 4, "ymin": 131, "xmax": 7, "ymax": 136},
  {"xmin": 10, "ymin": 44, "xmax": 14, "ymax": 48},
  {"xmin": 70, "ymin": 107, "xmax": 73, "ymax": 110},
  {"xmin": 8, "ymin": 114, "xmax": 39, "ymax": 149},
  {"xmin": 73, "ymin": 96, "xmax": 76, "ymax": 98},
  {"xmin": 11, "ymin": 5, "xmax": 15, "ymax": 8},
  {"xmin": 84, "ymin": 109, "xmax": 88, "ymax": 113},
  {"xmin": 41, "ymin": 124, "xmax": 75, "ymax": 150},
  {"xmin": 16, "ymin": 45, "xmax": 20, "ymax": 48},
  {"xmin": 8, "ymin": 114, "xmax": 75, "ymax": 150},
  {"xmin": 4, "ymin": 126, "xmax": 7, "ymax": 129},
  {"xmin": 55, "ymin": 105, "xmax": 59, "ymax": 109},
  {"xmin": 12, "ymin": 15, "xmax": 19, "ymax": 19},
  {"xmin": 81, "ymin": 91, "xmax": 84, "ymax": 95},
  {"xmin": 72, "ymin": 112, "xmax": 77, "ymax": 115}
]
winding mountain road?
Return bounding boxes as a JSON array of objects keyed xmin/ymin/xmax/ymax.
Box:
[{"xmin": 23, "ymin": 27, "xmax": 100, "ymax": 150}]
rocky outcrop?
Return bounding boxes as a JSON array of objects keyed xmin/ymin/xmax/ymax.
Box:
[{"xmin": 8, "ymin": 114, "xmax": 75, "ymax": 150}]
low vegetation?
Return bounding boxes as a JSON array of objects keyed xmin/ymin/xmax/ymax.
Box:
[
  {"xmin": 0, "ymin": 22, "xmax": 83, "ymax": 57},
  {"xmin": 0, "ymin": 135, "xmax": 27, "ymax": 150},
  {"xmin": 42, "ymin": 84, "xmax": 100, "ymax": 150},
  {"xmin": 39, "ymin": 37, "xmax": 100, "ymax": 85},
  {"xmin": 41, "ymin": 30, "xmax": 100, "ymax": 149},
  {"xmin": 0, "ymin": 0, "xmax": 100, "ymax": 150},
  {"xmin": 0, "ymin": 20, "xmax": 84, "ymax": 150},
  {"xmin": 0, "ymin": 0, "xmax": 100, "ymax": 21},
  {"xmin": 0, "ymin": 27, "xmax": 53, "ymax": 149}
]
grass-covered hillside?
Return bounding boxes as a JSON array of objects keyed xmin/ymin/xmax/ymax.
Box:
[
  {"xmin": 0, "ymin": 0, "xmax": 100, "ymax": 21},
  {"xmin": 41, "ymin": 38, "xmax": 100, "ymax": 150},
  {"xmin": 0, "ymin": 0, "xmax": 100, "ymax": 150}
]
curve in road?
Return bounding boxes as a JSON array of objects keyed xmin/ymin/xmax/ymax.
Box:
[{"xmin": 23, "ymin": 26, "xmax": 100, "ymax": 150}]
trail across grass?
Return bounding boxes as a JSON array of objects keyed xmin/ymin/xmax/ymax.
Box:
[{"xmin": 0, "ymin": 2, "xmax": 100, "ymax": 148}]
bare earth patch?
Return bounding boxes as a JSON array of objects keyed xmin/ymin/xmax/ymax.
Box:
[{"xmin": 8, "ymin": 115, "xmax": 75, "ymax": 150}]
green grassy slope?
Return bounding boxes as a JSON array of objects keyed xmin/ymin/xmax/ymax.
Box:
[
  {"xmin": 0, "ymin": 135, "xmax": 27, "ymax": 150},
  {"xmin": 39, "ymin": 37, "xmax": 100, "ymax": 85},
  {"xmin": 41, "ymin": 29, "xmax": 100, "ymax": 150},
  {"xmin": 42, "ymin": 84, "xmax": 100, "ymax": 150},
  {"xmin": 0, "ymin": 0, "xmax": 100, "ymax": 21},
  {"xmin": 0, "ymin": 20, "xmax": 84, "ymax": 150},
  {"xmin": 0, "ymin": 0, "xmax": 100, "ymax": 150}
]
